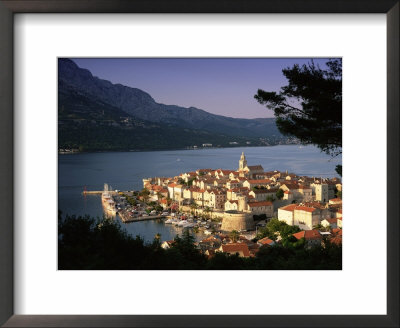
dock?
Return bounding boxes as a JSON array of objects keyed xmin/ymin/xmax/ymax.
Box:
[
  {"xmin": 84, "ymin": 185, "xmax": 166, "ymax": 223},
  {"xmin": 82, "ymin": 190, "xmax": 104, "ymax": 195}
]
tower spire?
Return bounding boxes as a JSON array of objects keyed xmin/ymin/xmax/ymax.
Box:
[{"xmin": 239, "ymin": 152, "xmax": 247, "ymax": 170}]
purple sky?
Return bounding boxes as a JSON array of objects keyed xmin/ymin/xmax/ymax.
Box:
[{"xmin": 71, "ymin": 58, "xmax": 331, "ymax": 119}]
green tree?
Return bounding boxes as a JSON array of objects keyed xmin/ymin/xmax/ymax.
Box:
[
  {"xmin": 335, "ymin": 164, "xmax": 342, "ymax": 177},
  {"xmin": 276, "ymin": 189, "xmax": 284, "ymax": 200},
  {"xmin": 266, "ymin": 195, "xmax": 275, "ymax": 202},
  {"xmin": 336, "ymin": 190, "xmax": 342, "ymax": 199},
  {"xmin": 255, "ymin": 226, "xmax": 274, "ymax": 241},
  {"xmin": 190, "ymin": 200, "xmax": 198, "ymax": 213},
  {"xmin": 203, "ymin": 206, "xmax": 213, "ymax": 219},
  {"xmin": 229, "ymin": 230, "xmax": 240, "ymax": 243},
  {"xmin": 139, "ymin": 188, "xmax": 150, "ymax": 203},
  {"xmin": 255, "ymin": 59, "xmax": 342, "ymax": 157},
  {"xmin": 58, "ymin": 213, "xmax": 341, "ymax": 270}
]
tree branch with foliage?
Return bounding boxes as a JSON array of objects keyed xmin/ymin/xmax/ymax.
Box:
[{"xmin": 255, "ymin": 59, "xmax": 342, "ymax": 158}]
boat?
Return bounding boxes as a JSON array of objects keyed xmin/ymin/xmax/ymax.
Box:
[
  {"xmin": 101, "ymin": 183, "xmax": 117, "ymax": 217},
  {"xmin": 181, "ymin": 222, "xmax": 190, "ymax": 228},
  {"xmin": 165, "ymin": 218, "xmax": 173, "ymax": 224},
  {"xmin": 178, "ymin": 220, "xmax": 187, "ymax": 227}
]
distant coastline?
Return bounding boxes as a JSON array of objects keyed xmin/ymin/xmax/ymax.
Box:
[{"xmin": 58, "ymin": 141, "xmax": 302, "ymax": 155}]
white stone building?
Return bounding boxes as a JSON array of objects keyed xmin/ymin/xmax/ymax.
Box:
[{"xmin": 247, "ymin": 201, "xmax": 274, "ymax": 217}]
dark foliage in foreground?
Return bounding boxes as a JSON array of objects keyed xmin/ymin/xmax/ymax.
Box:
[{"xmin": 58, "ymin": 213, "xmax": 342, "ymax": 270}]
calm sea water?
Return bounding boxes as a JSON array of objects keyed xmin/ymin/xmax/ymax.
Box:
[{"xmin": 58, "ymin": 145, "xmax": 341, "ymax": 242}]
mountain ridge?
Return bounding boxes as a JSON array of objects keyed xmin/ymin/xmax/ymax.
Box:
[{"xmin": 58, "ymin": 58, "xmax": 282, "ymax": 138}]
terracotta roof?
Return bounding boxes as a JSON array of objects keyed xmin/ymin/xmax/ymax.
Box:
[
  {"xmin": 329, "ymin": 198, "xmax": 343, "ymax": 202},
  {"xmin": 220, "ymin": 169, "xmax": 234, "ymax": 174},
  {"xmin": 293, "ymin": 230, "xmax": 322, "ymax": 240},
  {"xmin": 265, "ymin": 170, "xmax": 280, "ymax": 175},
  {"xmin": 247, "ymin": 165, "xmax": 264, "ymax": 170},
  {"xmin": 325, "ymin": 218, "xmax": 338, "ymax": 224},
  {"xmin": 298, "ymin": 185, "xmax": 311, "ymax": 189},
  {"xmin": 284, "ymin": 190, "xmax": 292, "ymax": 194},
  {"xmin": 329, "ymin": 228, "xmax": 342, "ymax": 245},
  {"xmin": 330, "ymin": 235, "xmax": 342, "ymax": 245},
  {"xmin": 294, "ymin": 206, "xmax": 317, "ymax": 213},
  {"xmin": 221, "ymin": 243, "xmax": 250, "ymax": 257},
  {"xmin": 247, "ymin": 179, "xmax": 271, "ymax": 184},
  {"xmin": 279, "ymin": 204, "xmax": 298, "ymax": 212},
  {"xmin": 227, "ymin": 200, "xmax": 238, "ymax": 204},
  {"xmin": 303, "ymin": 202, "xmax": 325, "ymax": 209},
  {"xmin": 201, "ymin": 236, "xmax": 221, "ymax": 243},
  {"xmin": 167, "ymin": 183, "xmax": 176, "ymax": 188},
  {"xmin": 211, "ymin": 190, "xmax": 225, "ymax": 195},
  {"xmin": 248, "ymin": 201, "xmax": 273, "ymax": 207},
  {"xmin": 251, "ymin": 189, "xmax": 270, "ymax": 194},
  {"xmin": 257, "ymin": 237, "xmax": 275, "ymax": 245},
  {"xmin": 231, "ymin": 187, "xmax": 248, "ymax": 192},
  {"xmin": 325, "ymin": 180, "xmax": 337, "ymax": 185},
  {"xmin": 332, "ymin": 228, "xmax": 342, "ymax": 235},
  {"xmin": 282, "ymin": 183, "xmax": 299, "ymax": 190}
]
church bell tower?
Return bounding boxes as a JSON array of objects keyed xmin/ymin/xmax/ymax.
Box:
[{"xmin": 239, "ymin": 152, "xmax": 247, "ymax": 170}]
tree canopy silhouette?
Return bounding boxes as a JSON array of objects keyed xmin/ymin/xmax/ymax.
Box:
[
  {"xmin": 255, "ymin": 59, "xmax": 342, "ymax": 157},
  {"xmin": 58, "ymin": 213, "xmax": 341, "ymax": 270}
]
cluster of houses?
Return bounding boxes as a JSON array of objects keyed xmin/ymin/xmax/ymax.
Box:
[
  {"xmin": 161, "ymin": 233, "xmax": 275, "ymax": 258},
  {"xmin": 143, "ymin": 152, "xmax": 342, "ymax": 257},
  {"xmin": 161, "ymin": 227, "xmax": 342, "ymax": 258}
]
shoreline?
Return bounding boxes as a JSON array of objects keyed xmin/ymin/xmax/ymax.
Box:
[{"xmin": 58, "ymin": 143, "xmax": 302, "ymax": 155}]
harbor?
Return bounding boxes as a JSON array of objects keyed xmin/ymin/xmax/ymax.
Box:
[
  {"xmin": 84, "ymin": 183, "xmax": 225, "ymax": 237},
  {"xmin": 60, "ymin": 145, "xmax": 341, "ymax": 243}
]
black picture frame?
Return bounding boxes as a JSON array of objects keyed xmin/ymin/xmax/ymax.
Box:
[{"xmin": 0, "ymin": 1, "xmax": 398, "ymax": 327}]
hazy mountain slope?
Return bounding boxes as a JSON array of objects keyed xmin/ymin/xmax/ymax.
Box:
[
  {"xmin": 58, "ymin": 88, "xmax": 264, "ymax": 151},
  {"xmin": 58, "ymin": 58, "xmax": 282, "ymax": 138}
]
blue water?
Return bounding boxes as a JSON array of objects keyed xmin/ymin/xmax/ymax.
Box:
[{"xmin": 58, "ymin": 145, "xmax": 341, "ymax": 242}]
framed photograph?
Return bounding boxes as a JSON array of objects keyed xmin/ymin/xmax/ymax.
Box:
[{"xmin": 1, "ymin": 1, "xmax": 398, "ymax": 327}]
